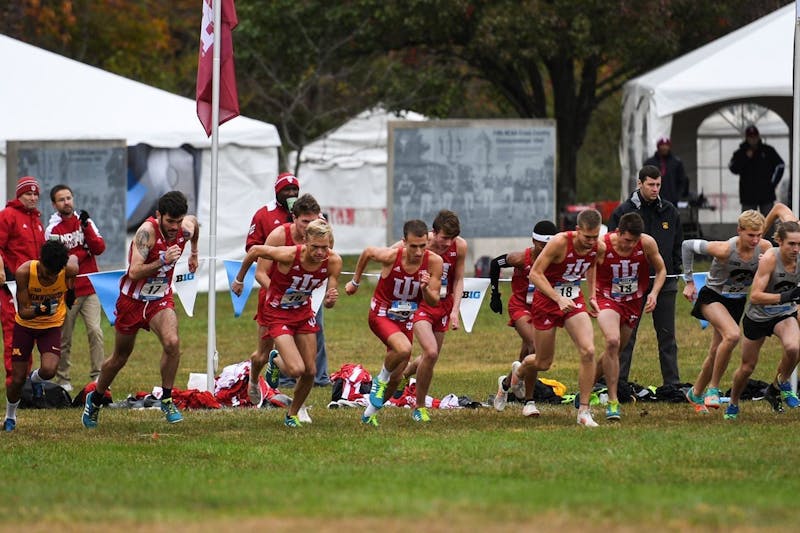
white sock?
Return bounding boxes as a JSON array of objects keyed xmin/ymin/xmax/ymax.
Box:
[
  {"xmin": 377, "ymin": 366, "xmax": 391, "ymax": 383},
  {"xmin": 363, "ymin": 404, "xmax": 379, "ymax": 417},
  {"xmin": 5, "ymin": 399, "xmax": 19, "ymax": 421},
  {"xmin": 30, "ymin": 369, "xmax": 45, "ymax": 383}
]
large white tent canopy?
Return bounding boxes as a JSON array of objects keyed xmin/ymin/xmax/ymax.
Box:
[
  {"xmin": 290, "ymin": 107, "xmax": 426, "ymax": 253},
  {"xmin": 0, "ymin": 34, "xmax": 281, "ymax": 289},
  {"xmin": 620, "ymin": 4, "xmax": 794, "ymax": 200}
]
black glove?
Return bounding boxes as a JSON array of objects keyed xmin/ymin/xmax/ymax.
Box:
[
  {"xmin": 65, "ymin": 289, "xmax": 76, "ymax": 309},
  {"xmin": 79, "ymin": 210, "xmax": 90, "ymax": 228},
  {"xmin": 780, "ymin": 286, "xmax": 800, "ymax": 304},
  {"xmin": 34, "ymin": 299, "xmax": 54, "ymax": 316},
  {"xmin": 490, "ymin": 289, "xmax": 503, "ymax": 314}
]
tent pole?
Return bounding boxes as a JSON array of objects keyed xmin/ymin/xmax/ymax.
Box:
[
  {"xmin": 206, "ymin": 0, "xmax": 222, "ymax": 392},
  {"xmin": 791, "ymin": 6, "xmax": 800, "ymax": 394}
]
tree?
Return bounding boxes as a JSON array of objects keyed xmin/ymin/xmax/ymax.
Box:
[{"xmin": 361, "ymin": 0, "xmax": 787, "ymax": 209}]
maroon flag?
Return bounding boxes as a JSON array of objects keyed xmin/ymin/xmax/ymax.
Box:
[{"xmin": 197, "ymin": 0, "xmax": 240, "ymax": 136}]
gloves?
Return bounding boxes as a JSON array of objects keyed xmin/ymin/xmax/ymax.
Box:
[
  {"xmin": 65, "ymin": 289, "xmax": 76, "ymax": 309},
  {"xmin": 780, "ymin": 286, "xmax": 800, "ymax": 304},
  {"xmin": 489, "ymin": 289, "xmax": 503, "ymax": 314},
  {"xmin": 79, "ymin": 210, "xmax": 90, "ymax": 228},
  {"xmin": 34, "ymin": 299, "xmax": 54, "ymax": 316}
]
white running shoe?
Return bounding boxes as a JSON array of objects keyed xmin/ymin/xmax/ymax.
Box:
[
  {"xmin": 493, "ymin": 375, "xmax": 509, "ymax": 412},
  {"xmin": 522, "ymin": 400, "xmax": 540, "ymax": 417},
  {"xmin": 248, "ymin": 378, "xmax": 263, "ymax": 408},
  {"xmin": 510, "ymin": 361, "xmax": 525, "ymax": 400},
  {"xmin": 577, "ymin": 410, "xmax": 599, "ymax": 427},
  {"xmin": 298, "ymin": 405, "xmax": 312, "ymax": 424}
]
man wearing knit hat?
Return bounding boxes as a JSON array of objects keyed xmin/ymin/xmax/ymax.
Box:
[
  {"xmin": 644, "ymin": 137, "xmax": 689, "ymax": 206},
  {"xmin": 729, "ymin": 125, "xmax": 785, "ymax": 216},
  {"xmin": 0, "ymin": 176, "xmax": 45, "ymax": 386}
]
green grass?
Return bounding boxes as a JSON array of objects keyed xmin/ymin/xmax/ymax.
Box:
[{"xmin": 2, "ymin": 274, "xmax": 799, "ymax": 531}]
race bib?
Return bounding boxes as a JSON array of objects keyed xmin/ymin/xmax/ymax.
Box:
[
  {"xmin": 611, "ymin": 276, "xmax": 638, "ymax": 299},
  {"xmin": 280, "ymin": 287, "xmax": 311, "ymax": 309},
  {"xmin": 720, "ymin": 282, "xmax": 748, "ymax": 298},
  {"xmin": 388, "ymin": 300, "xmax": 418, "ymax": 321},
  {"xmin": 554, "ymin": 280, "xmax": 579, "ymax": 299},
  {"xmin": 440, "ymin": 277, "xmax": 448, "ymax": 299},
  {"xmin": 140, "ymin": 276, "xmax": 169, "ymax": 301},
  {"xmin": 526, "ymin": 284, "xmax": 535, "ymax": 305},
  {"xmin": 762, "ymin": 303, "xmax": 793, "ymax": 316}
]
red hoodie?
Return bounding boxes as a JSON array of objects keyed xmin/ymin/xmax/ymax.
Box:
[
  {"xmin": 45, "ymin": 212, "xmax": 106, "ymax": 296},
  {"xmin": 0, "ymin": 199, "xmax": 44, "ymax": 280}
]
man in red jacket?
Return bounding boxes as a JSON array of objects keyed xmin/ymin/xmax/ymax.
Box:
[
  {"xmin": 0, "ymin": 176, "xmax": 45, "ymax": 385},
  {"xmin": 45, "ymin": 184, "xmax": 106, "ymax": 392}
]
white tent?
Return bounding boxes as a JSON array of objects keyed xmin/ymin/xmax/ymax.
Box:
[
  {"xmin": 0, "ymin": 34, "xmax": 281, "ymax": 289},
  {"xmin": 620, "ymin": 4, "xmax": 793, "ymax": 202},
  {"xmin": 290, "ymin": 107, "xmax": 426, "ymax": 254}
]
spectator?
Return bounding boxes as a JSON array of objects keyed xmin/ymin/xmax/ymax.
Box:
[
  {"xmin": 45, "ymin": 185, "xmax": 106, "ymax": 392},
  {"xmin": 729, "ymin": 125, "xmax": 785, "ymax": 216},
  {"xmin": 644, "ymin": 137, "xmax": 689, "ymax": 205}
]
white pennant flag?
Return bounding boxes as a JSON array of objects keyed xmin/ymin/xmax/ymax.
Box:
[
  {"xmin": 310, "ymin": 279, "xmax": 328, "ymax": 315},
  {"xmin": 172, "ymin": 258, "xmax": 199, "ymax": 317},
  {"xmin": 5, "ymin": 281, "xmax": 18, "ymax": 312},
  {"xmin": 458, "ymin": 277, "xmax": 490, "ymax": 333}
]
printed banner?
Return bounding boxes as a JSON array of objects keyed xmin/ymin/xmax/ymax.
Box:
[
  {"xmin": 173, "ymin": 257, "xmax": 200, "ymax": 317},
  {"xmin": 224, "ymin": 260, "xmax": 256, "ymax": 317},
  {"xmin": 87, "ymin": 271, "xmax": 125, "ymax": 325},
  {"xmin": 692, "ymin": 272, "xmax": 709, "ymax": 329},
  {"xmin": 311, "ymin": 279, "xmax": 328, "ymax": 315},
  {"xmin": 459, "ymin": 277, "xmax": 491, "ymax": 333}
]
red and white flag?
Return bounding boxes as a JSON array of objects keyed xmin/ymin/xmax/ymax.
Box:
[{"xmin": 196, "ymin": 0, "xmax": 240, "ymax": 136}]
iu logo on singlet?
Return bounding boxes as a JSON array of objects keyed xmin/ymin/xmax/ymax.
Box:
[
  {"xmin": 610, "ymin": 260, "xmax": 639, "ymax": 279},
  {"xmin": 393, "ymin": 276, "xmax": 420, "ymax": 300},
  {"xmin": 563, "ymin": 259, "xmax": 590, "ymax": 280},
  {"xmin": 291, "ymin": 274, "xmax": 322, "ymax": 292}
]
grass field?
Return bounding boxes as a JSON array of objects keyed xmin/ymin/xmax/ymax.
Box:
[{"xmin": 2, "ymin": 272, "xmax": 800, "ymax": 532}]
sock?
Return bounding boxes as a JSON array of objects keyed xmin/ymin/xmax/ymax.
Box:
[
  {"xmin": 30, "ymin": 369, "xmax": 45, "ymax": 383},
  {"xmin": 363, "ymin": 404, "xmax": 379, "ymax": 417},
  {"xmin": 5, "ymin": 399, "xmax": 19, "ymax": 421},
  {"xmin": 377, "ymin": 367, "xmax": 391, "ymax": 383},
  {"xmin": 609, "ymin": 399, "xmax": 619, "ymax": 410},
  {"xmin": 162, "ymin": 388, "xmax": 172, "ymax": 400}
]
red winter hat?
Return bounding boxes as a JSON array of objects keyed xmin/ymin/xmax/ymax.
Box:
[
  {"xmin": 16, "ymin": 176, "xmax": 40, "ymax": 198},
  {"xmin": 274, "ymin": 172, "xmax": 299, "ymax": 194},
  {"xmin": 656, "ymin": 137, "xmax": 671, "ymax": 147}
]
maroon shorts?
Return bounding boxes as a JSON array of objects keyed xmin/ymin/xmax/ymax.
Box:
[
  {"xmin": 413, "ymin": 295, "xmax": 454, "ymax": 332},
  {"xmin": 595, "ymin": 296, "xmax": 643, "ymax": 329},
  {"xmin": 531, "ymin": 293, "xmax": 587, "ymax": 330},
  {"xmin": 114, "ymin": 293, "xmax": 175, "ymax": 335},
  {"xmin": 12, "ymin": 323, "xmax": 62, "ymax": 363},
  {"xmin": 263, "ymin": 311, "xmax": 319, "ymax": 339},
  {"xmin": 369, "ymin": 311, "xmax": 414, "ymax": 345}
]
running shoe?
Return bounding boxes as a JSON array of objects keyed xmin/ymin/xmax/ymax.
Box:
[
  {"xmin": 778, "ymin": 381, "xmax": 800, "ymax": 408},
  {"xmin": 361, "ymin": 414, "xmax": 379, "ymax": 427},
  {"xmin": 82, "ymin": 391, "xmax": 100, "ymax": 429},
  {"xmin": 763, "ymin": 383, "xmax": 784, "ymax": 413},
  {"xmin": 724, "ymin": 403, "xmax": 739, "ymax": 420},
  {"xmin": 412, "ymin": 407, "xmax": 431, "ymax": 422},
  {"xmin": 160, "ymin": 398, "xmax": 183, "ymax": 424},
  {"xmin": 284, "ymin": 414, "xmax": 302, "ymax": 428},
  {"xmin": 30, "ymin": 372, "xmax": 45, "ymax": 409},
  {"xmin": 394, "ymin": 376, "xmax": 409, "ymax": 398},
  {"xmin": 577, "ymin": 410, "xmax": 599, "ymax": 427},
  {"xmin": 510, "ymin": 361, "xmax": 525, "ymax": 400},
  {"xmin": 369, "ymin": 378, "xmax": 388, "ymax": 409},
  {"xmin": 685, "ymin": 388, "xmax": 709, "ymax": 414},
  {"xmin": 493, "ymin": 375, "xmax": 509, "ymax": 412},
  {"xmin": 3, "ymin": 418, "xmax": 15, "ymax": 432},
  {"xmin": 703, "ymin": 387, "xmax": 721, "ymax": 409},
  {"xmin": 605, "ymin": 402, "xmax": 621, "ymax": 421},
  {"xmin": 297, "ymin": 406, "xmax": 312, "ymax": 424},
  {"xmin": 522, "ymin": 400, "xmax": 540, "ymax": 417},
  {"xmin": 265, "ymin": 350, "xmax": 280, "ymax": 389},
  {"xmin": 247, "ymin": 378, "xmax": 263, "ymax": 407}
]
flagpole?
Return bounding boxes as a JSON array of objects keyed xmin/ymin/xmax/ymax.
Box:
[{"xmin": 206, "ymin": 0, "xmax": 222, "ymax": 391}]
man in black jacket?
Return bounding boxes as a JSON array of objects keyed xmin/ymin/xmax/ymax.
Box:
[
  {"xmin": 729, "ymin": 125, "xmax": 785, "ymax": 216},
  {"xmin": 644, "ymin": 137, "xmax": 688, "ymax": 206},
  {"xmin": 608, "ymin": 165, "xmax": 683, "ymax": 386}
]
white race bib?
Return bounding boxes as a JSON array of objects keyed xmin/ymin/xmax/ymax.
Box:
[
  {"xmin": 526, "ymin": 284, "xmax": 535, "ymax": 305},
  {"xmin": 140, "ymin": 276, "xmax": 169, "ymax": 301},
  {"xmin": 611, "ymin": 276, "xmax": 638, "ymax": 299},
  {"xmin": 388, "ymin": 300, "xmax": 418, "ymax": 321},
  {"xmin": 280, "ymin": 287, "xmax": 311, "ymax": 309},
  {"xmin": 554, "ymin": 281, "xmax": 579, "ymax": 299}
]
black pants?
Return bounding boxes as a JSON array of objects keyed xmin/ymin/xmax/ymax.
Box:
[{"xmin": 618, "ymin": 280, "xmax": 680, "ymax": 386}]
